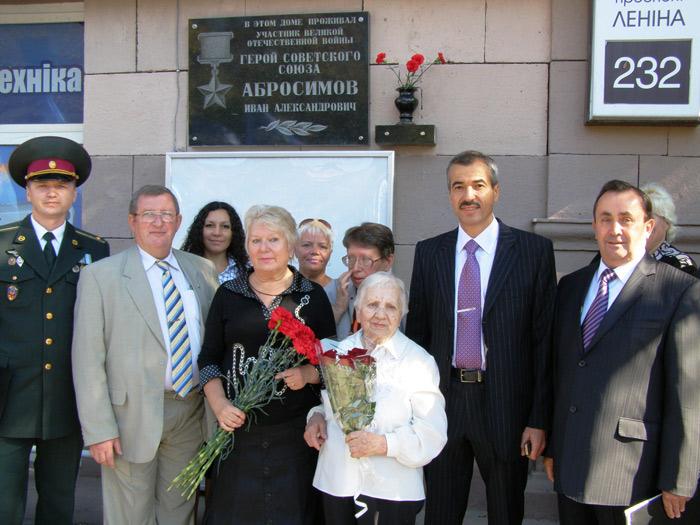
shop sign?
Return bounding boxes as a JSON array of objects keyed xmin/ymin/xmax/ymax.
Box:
[{"xmin": 0, "ymin": 23, "xmax": 84, "ymax": 125}]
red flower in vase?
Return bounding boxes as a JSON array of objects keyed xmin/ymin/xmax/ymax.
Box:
[{"xmin": 374, "ymin": 50, "xmax": 447, "ymax": 89}]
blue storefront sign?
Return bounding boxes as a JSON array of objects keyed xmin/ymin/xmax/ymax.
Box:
[{"xmin": 0, "ymin": 22, "xmax": 84, "ymax": 125}]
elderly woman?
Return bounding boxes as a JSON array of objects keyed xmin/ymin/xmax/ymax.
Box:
[
  {"xmin": 198, "ymin": 205, "xmax": 335, "ymax": 525},
  {"xmin": 304, "ymin": 272, "xmax": 447, "ymax": 524},
  {"xmin": 642, "ymin": 183, "xmax": 697, "ymax": 276},
  {"xmin": 295, "ymin": 218, "xmax": 351, "ymax": 337},
  {"xmin": 181, "ymin": 201, "xmax": 248, "ymax": 283}
]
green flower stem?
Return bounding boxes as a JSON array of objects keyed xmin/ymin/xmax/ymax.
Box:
[{"xmin": 168, "ymin": 337, "xmax": 307, "ymax": 499}]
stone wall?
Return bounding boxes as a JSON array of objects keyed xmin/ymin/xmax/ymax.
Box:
[{"xmin": 76, "ymin": 0, "xmax": 700, "ymax": 281}]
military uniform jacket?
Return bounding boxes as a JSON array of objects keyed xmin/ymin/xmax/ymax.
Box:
[{"xmin": 0, "ymin": 215, "xmax": 109, "ymax": 439}]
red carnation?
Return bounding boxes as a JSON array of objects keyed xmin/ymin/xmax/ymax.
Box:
[
  {"xmin": 437, "ymin": 52, "xmax": 446, "ymax": 64},
  {"xmin": 406, "ymin": 59, "xmax": 420, "ymax": 74},
  {"xmin": 375, "ymin": 52, "xmax": 387, "ymax": 64},
  {"xmin": 268, "ymin": 307, "xmax": 296, "ymax": 332},
  {"xmin": 411, "ymin": 53, "xmax": 425, "ymax": 65},
  {"xmin": 289, "ymin": 323, "xmax": 320, "ymax": 364}
]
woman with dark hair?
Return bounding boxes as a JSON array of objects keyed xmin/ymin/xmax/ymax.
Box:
[{"xmin": 182, "ymin": 201, "xmax": 248, "ymax": 283}]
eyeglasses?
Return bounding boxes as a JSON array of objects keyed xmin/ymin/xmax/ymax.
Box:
[
  {"xmin": 299, "ymin": 218, "xmax": 332, "ymax": 230},
  {"xmin": 134, "ymin": 211, "xmax": 177, "ymax": 223},
  {"xmin": 341, "ymin": 255, "xmax": 382, "ymax": 269}
]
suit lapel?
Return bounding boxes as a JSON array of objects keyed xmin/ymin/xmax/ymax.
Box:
[
  {"xmin": 436, "ymin": 230, "xmax": 457, "ymax": 326},
  {"xmin": 483, "ymin": 221, "xmax": 516, "ymax": 317},
  {"xmin": 48, "ymin": 223, "xmax": 84, "ymax": 285},
  {"xmin": 123, "ymin": 246, "xmax": 167, "ymax": 352},
  {"xmin": 13, "ymin": 216, "xmax": 50, "ymax": 280},
  {"xmin": 586, "ymin": 256, "xmax": 655, "ymax": 352}
]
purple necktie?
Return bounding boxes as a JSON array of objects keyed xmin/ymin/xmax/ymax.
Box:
[
  {"xmin": 455, "ymin": 240, "xmax": 482, "ymax": 369},
  {"xmin": 581, "ymin": 269, "xmax": 617, "ymax": 351}
]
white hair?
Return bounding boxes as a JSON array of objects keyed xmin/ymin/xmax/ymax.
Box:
[
  {"xmin": 641, "ymin": 183, "xmax": 678, "ymax": 241},
  {"xmin": 355, "ymin": 271, "xmax": 408, "ymax": 318}
]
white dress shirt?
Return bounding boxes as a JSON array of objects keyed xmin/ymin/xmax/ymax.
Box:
[
  {"xmin": 137, "ymin": 247, "xmax": 203, "ymax": 390},
  {"xmin": 311, "ymin": 330, "xmax": 447, "ymax": 501},
  {"xmin": 453, "ymin": 217, "xmax": 499, "ymax": 368},
  {"xmin": 31, "ymin": 215, "xmax": 65, "ymax": 255},
  {"xmin": 579, "ymin": 253, "xmax": 645, "ymax": 324}
]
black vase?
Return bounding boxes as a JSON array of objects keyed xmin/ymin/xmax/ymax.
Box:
[{"xmin": 394, "ymin": 87, "xmax": 418, "ymax": 124}]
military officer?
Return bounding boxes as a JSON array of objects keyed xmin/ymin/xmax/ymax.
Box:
[{"xmin": 0, "ymin": 136, "xmax": 109, "ymax": 524}]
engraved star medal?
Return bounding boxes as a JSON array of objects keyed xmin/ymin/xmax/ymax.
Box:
[{"xmin": 196, "ymin": 31, "xmax": 234, "ymax": 109}]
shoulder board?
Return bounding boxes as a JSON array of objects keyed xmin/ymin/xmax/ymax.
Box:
[
  {"xmin": 0, "ymin": 224, "xmax": 20, "ymax": 234},
  {"xmin": 75, "ymin": 229, "xmax": 108, "ymax": 244}
]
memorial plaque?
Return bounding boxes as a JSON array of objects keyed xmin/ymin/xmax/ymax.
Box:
[{"xmin": 188, "ymin": 12, "xmax": 369, "ymax": 145}]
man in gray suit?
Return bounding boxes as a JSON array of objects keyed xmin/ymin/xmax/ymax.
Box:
[
  {"xmin": 72, "ymin": 185, "xmax": 218, "ymax": 524},
  {"xmin": 544, "ymin": 180, "xmax": 700, "ymax": 523}
]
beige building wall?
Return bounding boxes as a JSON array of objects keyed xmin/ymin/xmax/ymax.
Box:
[{"xmin": 40, "ymin": 0, "xmax": 700, "ymax": 281}]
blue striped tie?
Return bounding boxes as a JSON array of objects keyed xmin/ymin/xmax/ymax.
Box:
[
  {"xmin": 581, "ymin": 268, "xmax": 617, "ymax": 351},
  {"xmin": 156, "ymin": 261, "xmax": 193, "ymax": 397}
]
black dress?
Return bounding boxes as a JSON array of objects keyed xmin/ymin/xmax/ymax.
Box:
[{"xmin": 198, "ymin": 267, "xmax": 335, "ymax": 525}]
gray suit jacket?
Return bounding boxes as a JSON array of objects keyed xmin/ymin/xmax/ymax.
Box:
[
  {"xmin": 550, "ymin": 256, "xmax": 700, "ymax": 505},
  {"xmin": 72, "ymin": 246, "xmax": 218, "ymax": 463}
]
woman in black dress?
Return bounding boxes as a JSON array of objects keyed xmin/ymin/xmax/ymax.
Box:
[{"xmin": 198, "ymin": 204, "xmax": 335, "ymax": 525}]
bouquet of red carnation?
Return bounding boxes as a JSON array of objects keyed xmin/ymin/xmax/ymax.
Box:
[
  {"xmin": 170, "ymin": 307, "xmax": 320, "ymax": 499},
  {"xmin": 318, "ymin": 346, "xmax": 377, "ymax": 434},
  {"xmin": 375, "ymin": 51, "xmax": 447, "ymax": 89}
]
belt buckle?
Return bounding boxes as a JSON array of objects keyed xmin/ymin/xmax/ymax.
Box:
[{"xmin": 459, "ymin": 369, "xmax": 482, "ymax": 383}]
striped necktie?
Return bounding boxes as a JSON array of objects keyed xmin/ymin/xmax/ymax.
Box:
[
  {"xmin": 581, "ymin": 268, "xmax": 617, "ymax": 351},
  {"xmin": 156, "ymin": 260, "xmax": 193, "ymax": 397}
]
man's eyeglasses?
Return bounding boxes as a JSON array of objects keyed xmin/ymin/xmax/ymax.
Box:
[
  {"xmin": 133, "ymin": 211, "xmax": 177, "ymax": 223},
  {"xmin": 341, "ymin": 255, "xmax": 382, "ymax": 269},
  {"xmin": 299, "ymin": 218, "xmax": 332, "ymax": 230}
]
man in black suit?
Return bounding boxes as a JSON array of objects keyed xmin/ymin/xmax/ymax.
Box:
[
  {"xmin": 406, "ymin": 150, "xmax": 556, "ymax": 525},
  {"xmin": 543, "ymin": 180, "xmax": 700, "ymax": 524}
]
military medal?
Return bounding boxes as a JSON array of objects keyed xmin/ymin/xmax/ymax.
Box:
[{"xmin": 6, "ymin": 285, "xmax": 18, "ymax": 301}]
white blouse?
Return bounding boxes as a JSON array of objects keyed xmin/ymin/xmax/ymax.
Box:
[{"xmin": 310, "ymin": 330, "xmax": 447, "ymax": 501}]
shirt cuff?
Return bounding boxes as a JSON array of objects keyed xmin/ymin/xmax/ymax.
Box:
[
  {"xmin": 307, "ymin": 403, "xmax": 325, "ymax": 423},
  {"xmin": 199, "ymin": 364, "xmax": 223, "ymax": 389},
  {"xmin": 384, "ymin": 432, "xmax": 399, "ymax": 459}
]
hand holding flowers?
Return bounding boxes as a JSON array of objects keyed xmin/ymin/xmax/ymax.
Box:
[{"xmin": 169, "ymin": 306, "xmax": 321, "ymax": 499}]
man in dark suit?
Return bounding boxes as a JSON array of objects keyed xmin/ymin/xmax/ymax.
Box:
[
  {"xmin": 0, "ymin": 136, "xmax": 109, "ymax": 524},
  {"xmin": 543, "ymin": 180, "xmax": 700, "ymax": 524},
  {"xmin": 406, "ymin": 150, "xmax": 556, "ymax": 525}
]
